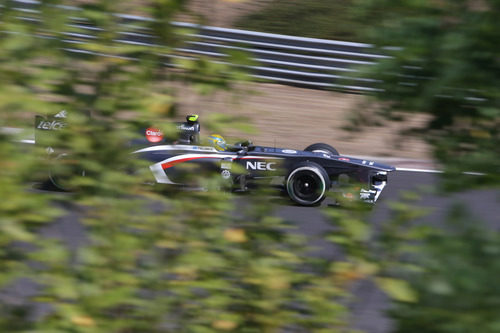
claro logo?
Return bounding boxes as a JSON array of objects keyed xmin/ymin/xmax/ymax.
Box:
[
  {"xmin": 145, "ymin": 127, "xmax": 164, "ymax": 143},
  {"xmin": 246, "ymin": 161, "xmax": 277, "ymax": 171},
  {"xmin": 37, "ymin": 120, "xmax": 66, "ymax": 130}
]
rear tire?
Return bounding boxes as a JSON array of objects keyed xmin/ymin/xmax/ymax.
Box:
[
  {"xmin": 286, "ymin": 162, "xmax": 331, "ymax": 206},
  {"xmin": 304, "ymin": 143, "xmax": 339, "ymax": 156},
  {"xmin": 48, "ymin": 153, "xmax": 85, "ymax": 191}
]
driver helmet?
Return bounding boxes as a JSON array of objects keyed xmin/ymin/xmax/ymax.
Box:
[{"xmin": 208, "ymin": 134, "xmax": 226, "ymax": 151}]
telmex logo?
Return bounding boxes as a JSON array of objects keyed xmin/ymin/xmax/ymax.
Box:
[
  {"xmin": 246, "ymin": 161, "xmax": 276, "ymax": 171},
  {"xmin": 145, "ymin": 127, "xmax": 164, "ymax": 143},
  {"xmin": 37, "ymin": 120, "xmax": 66, "ymax": 130}
]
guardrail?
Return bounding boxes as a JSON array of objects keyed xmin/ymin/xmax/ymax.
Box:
[{"xmin": 4, "ymin": 0, "xmax": 389, "ymax": 92}]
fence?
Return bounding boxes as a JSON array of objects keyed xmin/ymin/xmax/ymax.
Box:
[{"xmin": 4, "ymin": 0, "xmax": 391, "ymax": 92}]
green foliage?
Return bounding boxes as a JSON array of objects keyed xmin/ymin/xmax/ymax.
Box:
[
  {"xmin": 387, "ymin": 206, "xmax": 500, "ymax": 333},
  {"xmin": 231, "ymin": 1, "xmax": 499, "ymax": 332},
  {"xmin": 3, "ymin": 0, "xmax": 496, "ymax": 331},
  {"xmin": 325, "ymin": 189, "xmax": 500, "ymax": 332},
  {"xmin": 338, "ymin": 1, "xmax": 500, "ymax": 331},
  {"xmin": 0, "ymin": 1, "xmax": 360, "ymax": 331},
  {"xmin": 239, "ymin": 0, "xmax": 499, "ymax": 188},
  {"xmin": 355, "ymin": 0, "xmax": 500, "ymax": 188}
]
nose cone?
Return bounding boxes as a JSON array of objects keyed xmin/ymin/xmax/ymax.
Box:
[
  {"xmin": 378, "ymin": 163, "xmax": 396, "ymax": 172},
  {"xmin": 335, "ymin": 155, "xmax": 396, "ymax": 172}
]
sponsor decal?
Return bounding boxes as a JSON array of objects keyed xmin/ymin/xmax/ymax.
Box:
[
  {"xmin": 54, "ymin": 110, "xmax": 68, "ymax": 118},
  {"xmin": 246, "ymin": 161, "xmax": 277, "ymax": 171},
  {"xmin": 146, "ymin": 153, "xmax": 281, "ymax": 172},
  {"xmin": 338, "ymin": 157, "xmax": 350, "ymax": 162},
  {"xmin": 282, "ymin": 149, "xmax": 297, "ymax": 154},
  {"xmin": 146, "ymin": 153, "xmax": 282, "ymax": 184},
  {"xmin": 221, "ymin": 162, "xmax": 232, "ymax": 170},
  {"xmin": 177, "ymin": 124, "xmax": 195, "ymax": 131},
  {"xmin": 362, "ymin": 160, "xmax": 375, "ymax": 166},
  {"xmin": 145, "ymin": 127, "xmax": 164, "ymax": 143},
  {"xmin": 221, "ymin": 170, "xmax": 231, "ymax": 179},
  {"xmin": 37, "ymin": 120, "xmax": 66, "ymax": 130}
]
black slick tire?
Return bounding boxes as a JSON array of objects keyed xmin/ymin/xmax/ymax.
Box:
[
  {"xmin": 304, "ymin": 143, "xmax": 339, "ymax": 156},
  {"xmin": 286, "ymin": 161, "xmax": 331, "ymax": 206},
  {"xmin": 48, "ymin": 153, "xmax": 85, "ymax": 191}
]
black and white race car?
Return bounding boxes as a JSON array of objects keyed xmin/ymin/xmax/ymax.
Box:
[{"xmin": 36, "ymin": 113, "xmax": 395, "ymax": 206}]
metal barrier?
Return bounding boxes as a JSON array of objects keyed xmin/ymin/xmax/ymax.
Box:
[{"xmin": 4, "ymin": 0, "xmax": 389, "ymax": 92}]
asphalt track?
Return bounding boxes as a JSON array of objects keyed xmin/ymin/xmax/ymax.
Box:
[
  {"xmin": 277, "ymin": 170, "xmax": 499, "ymax": 333},
  {"xmin": 2, "ymin": 170, "xmax": 499, "ymax": 332}
]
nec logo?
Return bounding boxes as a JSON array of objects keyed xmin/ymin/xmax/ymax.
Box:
[{"xmin": 246, "ymin": 161, "xmax": 276, "ymax": 171}]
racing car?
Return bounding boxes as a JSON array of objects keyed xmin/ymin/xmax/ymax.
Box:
[{"xmin": 35, "ymin": 112, "xmax": 395, "ymax": 206}]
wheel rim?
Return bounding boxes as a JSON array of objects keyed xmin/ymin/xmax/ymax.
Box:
[{"xmin": 287, "ymin": 167, "xmax": 326, "ymax": 205}]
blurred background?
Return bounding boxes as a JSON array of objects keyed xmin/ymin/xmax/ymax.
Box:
[
  {"xmin": 174, "ymin": 0, "xmax": 432, "ymax": 160},
  {"xmin": 0, "ymin": 0, "xmax": 498, "ymax": 332}
]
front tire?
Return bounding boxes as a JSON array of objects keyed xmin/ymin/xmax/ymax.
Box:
[
  {"xmin": 304, "ymin": 143, "xmax": 339, "ymax": 156},
  {"xmin": 286, "ymin": 162, "xmax": 331, "ymax": 206}
]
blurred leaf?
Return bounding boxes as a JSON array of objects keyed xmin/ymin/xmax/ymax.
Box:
[{"xmin": 376, "ymin": 277, "xmax": 417, "ymax": 303}]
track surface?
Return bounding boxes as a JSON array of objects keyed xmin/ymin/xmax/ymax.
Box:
[
  {"xmin": 277, "ymin": 171, "xmax": 499, "ymax": 332},
  {"xmin": 2, "ymin": 171, "xmax": 499, "ymax": 332}
]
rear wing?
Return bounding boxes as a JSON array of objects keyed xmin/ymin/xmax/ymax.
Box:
[
  {"xmin": 35, "ymin": 111, "xmax": 201, "ymax": 147},
  {"xmin": 143, "ymin": 114, "xmax": 200, "ymax": 145},
  {"xmin": 34, "ymin": 110, "xmax": 69, "ymax": 148}
]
